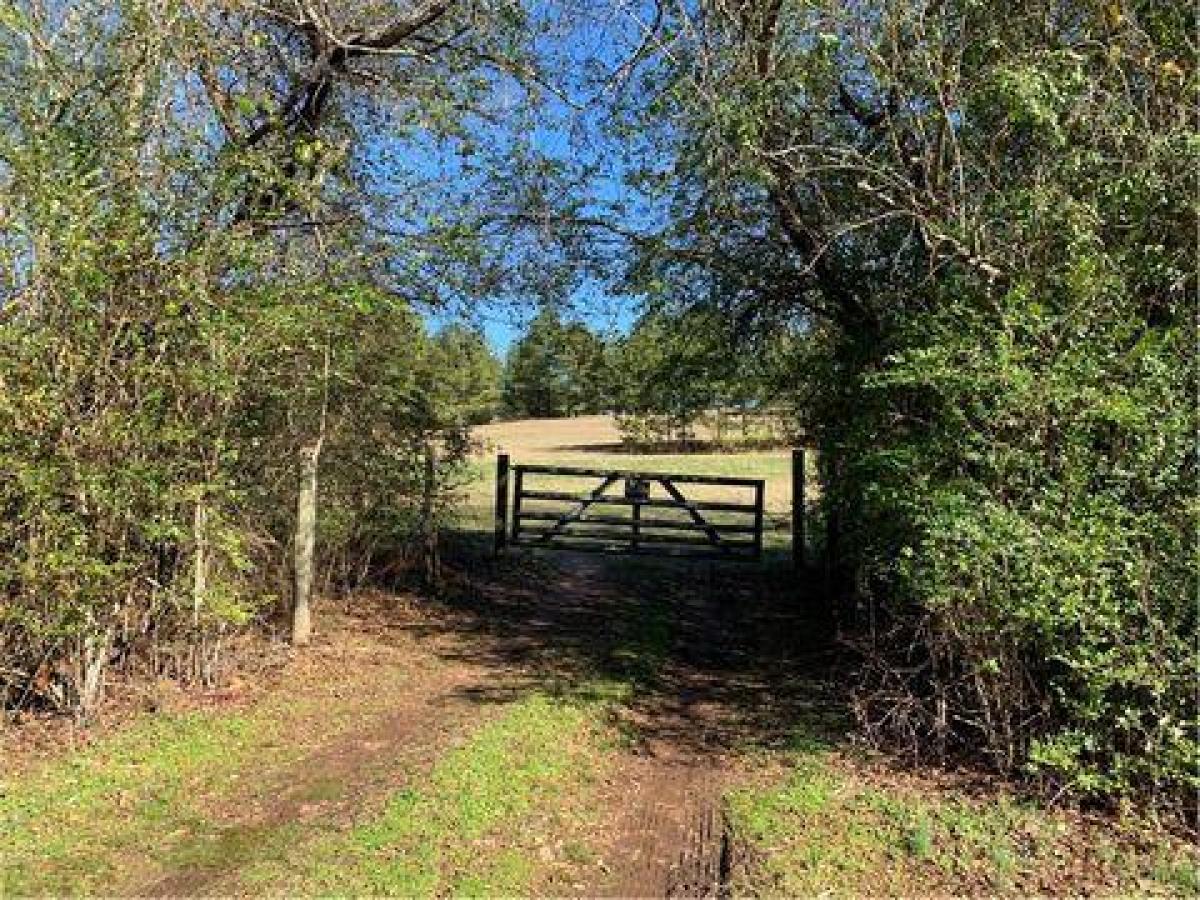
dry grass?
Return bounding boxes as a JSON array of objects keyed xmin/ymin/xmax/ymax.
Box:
[
  {"xmin": 470, "ymin": 415, "xmax": 799, "ymax": 520},
  {"xmin": 475, "ymin": 415, "xmax": 625, "ymax": 456}
]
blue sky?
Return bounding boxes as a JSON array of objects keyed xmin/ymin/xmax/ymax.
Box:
[
  {"xmin": 363, "ymin": 2, "xmax": 667, "ymax": 355},
  {"xmin": 428, "ymin": 279, "xmax": 641, "ymax": 354}
]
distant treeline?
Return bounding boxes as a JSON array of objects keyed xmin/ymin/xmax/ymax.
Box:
[{"xmin": 499, "ymin": 307, "xmax": 801, "ymax": 446}]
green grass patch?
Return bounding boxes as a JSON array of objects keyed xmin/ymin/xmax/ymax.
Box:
[
  {"xmin": 728, "ymin": 756, "xmax": 837, "ymax": 845},
  {"xmin": 0, "ymin": 711, "xmax": 273, "ymax": 895},
  {"xmin": 725, "ymin": 730, "xmax": 1196, "ymax": 897},
  {"xmin": 249, "ymin": 691, "xmax": 615, "ymax": 897},
  {"xmin": 0, "ymin": 667, "xmax": 414, "ymax": 895},
  {"xmin": 604, "ymin": 580, "xmax": 673, "ymax": 687}
]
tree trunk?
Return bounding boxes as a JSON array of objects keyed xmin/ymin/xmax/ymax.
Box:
[
  {"xmin": 421, "ymin": 440, "xmax": 441, "ymax": 589},
  {"xmin": 293, "ymin": 340, "xmax": 331, "ymax": 647},
  {"xmin": 292, "ymin": 440, "xmax": 321, "ymax": 646},
  {"xmin": 192, "ymin": 499, "xmax": 209, "ymax": 680},
  {"xmin": 78, "ymin": 625, "xmax": 112, "ymax": 722}
]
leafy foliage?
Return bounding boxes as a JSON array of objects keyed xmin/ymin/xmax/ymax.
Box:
[
  {"xmin": 608, "ymin": 308, "xmax": 799, "ymax": 446},
  {"xmin": 0, "ymin": 0, "xmax": 551, "ymax": 716},
  {"xmin": 624, "ymin": 0, "xmax": 1196, "ymax": 806},
  {"xmin": 502, "ymin": 308, "xmax": 610, "ymax": 417}
]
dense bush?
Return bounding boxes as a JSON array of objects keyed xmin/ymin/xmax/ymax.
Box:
[
  {"xmin": 0, "ymin": 1, "xmax": 536, "ymax": 718},
  {"xmin": 0, "ymin": 248, "xmax": 476, "ymax": 714},
  {"xmin": 818, "ymin": 281, "xmax": 1195, "ymax": 804},
  {"xmin": 628, "ymin": 0, "xmax": 1196, "ymax": 805}
]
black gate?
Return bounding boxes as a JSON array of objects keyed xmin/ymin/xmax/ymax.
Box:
[{"xmin": 493, "ymin": 456, "xmax": 765, "ymax": 561}]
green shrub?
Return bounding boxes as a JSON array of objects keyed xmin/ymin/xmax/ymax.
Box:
[{"xmin": 629, "ymin": 0, "xmax": 1197, "ymax": 806}]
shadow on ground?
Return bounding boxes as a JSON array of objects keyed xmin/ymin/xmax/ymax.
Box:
[{"xmin": 393, "ymin": 531, "xmax": 847, "ymax": 759}]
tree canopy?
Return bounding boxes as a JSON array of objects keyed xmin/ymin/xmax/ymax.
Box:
[
  {"xmin": 0, "ymin": 0, "xmax": 567, "ymax": 710},
  {"xmin": 612, "ymin": 0, "xmax": 1196, "ymax": 805},
  {"xmin": 0, "ymin": 0, "xmax": 1193, "ymax": 810}
]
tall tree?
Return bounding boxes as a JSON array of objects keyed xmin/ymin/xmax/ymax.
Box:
[
  {"xmin": 425, "ymin": 325, "xmax": 504, "ymax": 426},
  {"xmin": 502, "ymin": 307, "xmax": 606, "ymax": 417},
  {"xmin": 621, "ymin": 0, "xmax": 1196, "ymax": 805},
  {"xmin": 559, "ymin": 322, "xmax": 611, "ymax": 415},
  {"xmin": 0, "ymin": 0, "xmax": 580, "ymax": 712},
  {"xmin": 175, "ymin": 0, "xmax": 570, "ymax": 642}
]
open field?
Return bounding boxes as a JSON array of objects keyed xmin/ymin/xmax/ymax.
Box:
[
  {"xmin": 467, "ymin": 416, "xmax": 800, "ymax": 546},
  {"xmin": 474, "ymin": 416, "xmax": 795, "ymax": 508}
]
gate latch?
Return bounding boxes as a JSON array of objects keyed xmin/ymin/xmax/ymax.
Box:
[{"xmin": 624, "ymin": 477, "xmax": 650, "ymax": 501}]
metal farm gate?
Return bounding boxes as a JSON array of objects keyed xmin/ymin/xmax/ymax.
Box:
[{"xmin": 492, "ymin": 455, "xmax": 765, "ymax": 561}]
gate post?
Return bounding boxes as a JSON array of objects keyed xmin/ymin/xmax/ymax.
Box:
[
  {"xmin": 494, "ymin": 453, "xmax": 509, "ymax": 555},
  {"xmin": 753, "ymin": 480, "xmax": 765, "ymax": 560},
  {"xmin": 422, "ymin": 441, "xmax": 441, "ymax": 587},
  {"xmin": 631, "ymin": 497, "xmax": 642, "ymax": 552},
  {"xmin": 824, "ymin": 457, "xmax": 843, "ymax": 631},
  {"xmin": 792, "ymin": 447, "xmax": 806, "ymax": 570}
]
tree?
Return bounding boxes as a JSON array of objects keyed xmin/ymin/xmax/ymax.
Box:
[
  {"xmin": 174, "ymin": 0, "xmax": 565, "ymax": 644},
  {"xmin": 0, "ymin": 0, "xmax": 576, "ymax": 713},
  {"xmin": 609, "ymin": 307, "xmax": 797, "ymax": 445},
  {"xmin": 502, "ymin": 308, "xmax": 610, "ymax": 417},
  {"xmin": 559, "ymin": 322, "xmax": 611, "ymax": 416},
  {"xmin": 425, "ymin": 325, "xmax": 504, "ymax": 426},
  {"xmin": 623, "ymin": 0, "xmax": 1196, "ymax": 805}
]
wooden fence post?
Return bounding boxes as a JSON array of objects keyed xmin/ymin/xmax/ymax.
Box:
[
  {"xmin": 494, "ymin": 453, "xmax": 509, "ymax": 555},
  {"xmin": 422, "ymin": 441, "xmax": 441, "ymax": 588},
  {"xmin": 792, "ymin": 447, "xmax": 805, "ymax": 571},
  {"xmin": 512, "ymin": 466, "xmax": 524, "ymax": 543},
  {"xmin": 292, "ymin": 440, "xmax": 321, "ymax": 647},
  {"xmin": 753, "ymin": 479, "xmax": 765, "ymax": 560},
  {"xmin": 631, "ymin": 488, "xmax": 642, "ymax": 552}
]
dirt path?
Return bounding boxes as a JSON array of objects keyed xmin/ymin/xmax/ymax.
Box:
[
  {"xmin": 107, "ymin": 551, "xmax": 1195, "ymax": 900},
  {"xmin": 139, "ymin": 658, "xmax": 487, "ymax": 897},
  {"xmin": 595, "ymin": 754, "xmax": 725, "ymax": 898},
  {"xmin": 402, "ymin": 553, "xmax": 832, "ymax": 898},
  {"xmin": 8, "ymin": 547, "xmax": 828, "ymax": 898}
]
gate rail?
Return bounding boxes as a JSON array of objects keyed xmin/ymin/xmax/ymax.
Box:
[{"xmin": 494, "ymin": 456, "xmax": 765, "ymax": 561}]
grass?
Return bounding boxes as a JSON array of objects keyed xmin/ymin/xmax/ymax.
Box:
[
  {"xmin": 469, "ymin": 414, "xmax": 802, "ymax": 517},
  {"xmin": 725, "ymin": 726, "xmax": 1199, "ymax": 897},
  {"xmin": 0, "ymin": 658, "xmax": 623, "ymax": 898},
  {"xmin": 0, "ymin": 647, "xmax": 422, "ymax": 895},
  {"xmin": 1, "ymin": 708, "xmax": 282, "ymax": 894},
  {"xmin": 7, "ymin": 418, "xmax": 1189, "ymax": 897},
  {"xmin": 223, "ymin": 557, "xmax": 679, "ymax": 897},
  {"xmin": 0, "ymin": 504, "xmax": 682, "ymax": 898},
  {"xmin": 605, "ymin": 568, "xmax": 675, "ymax": 687},
  {"xmin": 248, "ymin": 692, "xmax": 615, "ymax": 897}
]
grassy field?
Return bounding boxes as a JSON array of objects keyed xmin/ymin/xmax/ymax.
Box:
[
  {"xmin": 3, "ymin": 573, "xmax": 1192, "ymax": 898},
  {"xmin": 463, "ymin": 416, "xmax": 801, "ymax": 550},
  {"xmin": 473, "ymin": 415, "xmax": 796, "ymax": 510},
  {"xmin": 464, "ymin": 417, "xmax": 1197, "ymax": 895}
]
